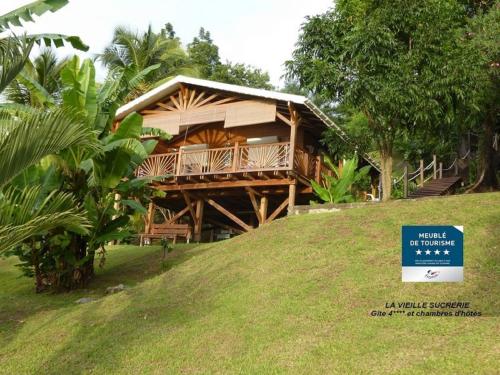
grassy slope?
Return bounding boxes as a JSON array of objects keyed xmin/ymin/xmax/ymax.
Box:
[{"xmin": 0, "ymin": 193, "xmax": 499, "ymax": 374}]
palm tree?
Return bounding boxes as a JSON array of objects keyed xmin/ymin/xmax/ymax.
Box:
[
  {"xmin": 0, "ymin": 1, "xmax": 95, "ymax": 255},
  {"xmin": 4, "ymin": 49, "xmax": 68, "ymax": 107},
  {"xmin": 99, "ymin": 24, "xmax": 199, "ymax": 99}
]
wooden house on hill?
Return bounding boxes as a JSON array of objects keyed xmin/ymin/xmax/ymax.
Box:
[{"xmin": 115, "ymin": 75, "xmax": 378, "ymax": 242}]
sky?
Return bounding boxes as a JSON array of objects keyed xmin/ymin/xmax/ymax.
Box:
[{"xmin": 2, "ymin": 0, "xmax": 333, "ymax": 87}]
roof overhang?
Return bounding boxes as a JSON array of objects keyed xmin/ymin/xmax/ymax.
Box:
[{"xmin": 115, "ymin": 75, "xmax": 306, "ymax": 121}]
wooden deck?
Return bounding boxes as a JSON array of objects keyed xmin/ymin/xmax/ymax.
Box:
[{"xmin": 136, "ymin": 142, "xmax": 319, "ymax": 184}]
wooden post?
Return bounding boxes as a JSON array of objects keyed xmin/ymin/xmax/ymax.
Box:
[
  {"xmin": 232, "ymin": 141, "xmax": 239, "ymax": 172},
  {"xmin": 176, "ymin": 149, "xmax": 183, "ymax": 176},
  {"xmin": 259, "ymin": 196, "xmax": 268, "ymax": 225},
  {"xmin": 194, "ymin": 199, "xmax": 204, "ymax": 242},
  {"xmin": 403, "ymin": 164, "xmax": 408, "ymax": 199},
  {"xmin": 289, "ymin": 124, "xmax": 297, "ymax": 169},
  {"xmin": 145, "ymin": 202, "xmax": 155, "ymax": 234},
  {"xmin": 419, "ymin": 159, "xmax": 424, "ymax": 187},
  {"xmin": 303, "ymin": 152, "xmax": 310, "ymax": 176},
  {"xmin": 288, "ymin": 102, "xmax": 299, "ymax": 170},
  {"xmin": 315, "ymin": 154, "xmax": 323, "ymax": 183},
  {"xmin": 454, "ymin": 160, "xmax": 459, "ymax": 176},
  {"xmin": 288, "ymin": 183, "xmax": 296, "ymax": 214},
  {"xmin": 432, "ymin": 155, "xmax": 437, "ymax": 179},
  {"xmin": 439, "ymin": 162, "xmax": 443, "ymax": 179}
]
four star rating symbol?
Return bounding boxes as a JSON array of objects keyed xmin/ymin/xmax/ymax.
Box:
[{"xmin": 415, "ymin": 249, "xmax": 451, "ymax": 255}]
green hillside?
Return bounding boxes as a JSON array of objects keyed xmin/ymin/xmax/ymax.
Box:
[{"xmin": 0, "ymin": 193, "xmax": 499, "ymax": 374}]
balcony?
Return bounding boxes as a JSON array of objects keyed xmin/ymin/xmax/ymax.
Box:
[{"xmin": 136, "ymin": 142, "xmax": 318, "ymax": 181}]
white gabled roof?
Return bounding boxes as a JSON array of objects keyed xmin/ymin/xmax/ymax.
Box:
[{"xmin": 115, "ymin": 75, "xmax": 307, "ymax": 120}]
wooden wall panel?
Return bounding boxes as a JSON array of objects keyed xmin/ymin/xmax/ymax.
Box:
[
  {"xmin": 224, "ymin": 100, "xmax": 276, "ymax": 128},
  {"xmin": 142, "ymin": 100, "xmax": 276, "ymax": 135},
  {"xmin": 164, "ymin": 122, "xmax": 293, "ymax": 150},
  {"xmin": 179, "ymin": 106, "xmax": 226, "ymax": 126},
  {"xmin": 143, "ymin": 112, "xmax": 181, "ymax": 135}
]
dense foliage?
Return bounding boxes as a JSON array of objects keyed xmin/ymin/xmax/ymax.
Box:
[
  {"xmin": 311, "ymin": 155, "xmax": 371, "ymax": 203},
  {"xmin": 100, "ymin": 24, "xmax": 273, "ymax": 96},
  {"xmin": 287, "ymin": 0, "xmax": 499, "ymax": 199}
]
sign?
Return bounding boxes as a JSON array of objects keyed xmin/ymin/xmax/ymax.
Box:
[{"xmin": 402, "ymin": 226, "xmax": 463, "ymax": 282}]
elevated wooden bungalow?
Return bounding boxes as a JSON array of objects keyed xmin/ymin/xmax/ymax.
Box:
[{"xmin": 115, "ymin": 76, "xmax": 378, "ymax": 241}]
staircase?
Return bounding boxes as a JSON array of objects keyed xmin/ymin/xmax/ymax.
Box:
[{"xmin": 408, "ymin": 176, "xmax": 462, "ymax": 199}]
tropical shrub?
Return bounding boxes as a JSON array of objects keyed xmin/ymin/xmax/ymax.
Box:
[
  {"xmin": 4, "ymin": 56, "xmax": 166, "ymax": 292},
  {"xmin": 0, "ymin": 1, "xmax": 93, "ymax": 258},
  {"xmin": 311, "ymin": 155, "xmax": 371, "ymax": 204}
]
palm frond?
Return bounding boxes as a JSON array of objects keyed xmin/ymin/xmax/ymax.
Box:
[
  {"xmin": 0, "ymin": 107, "xmax": 99, "ymax": 188},
  {"xmin": 0, "ymin": 37, "xmax": 34, "ymax": 93},
  {"xmin": 0, "ymin": 185, "xmax": 89, "ymax": 254},
  {"xmin": 0, "ymin": 0, "xmax": 68, "ymax": 32}
]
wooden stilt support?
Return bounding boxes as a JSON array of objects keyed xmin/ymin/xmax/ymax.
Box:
[
  {"xmin": 181, "ymin": 191, "xmax": 196, "ymax": 222},
  {"xmin": 194, "ymin": 199, "xmax": 204, "ymax": 242},
  {"xmin": 206, "ymin": 198, "xmax": 252, "ymax": 232},
  {"xmin": 288, "ymin": 183, "xmax": 296, "ymax": 214},
  {"xmin": 259, "ymin": 196, "xmax": 268, "ymax": 225},
  {"xmin": 247, "ymin": 189, "xmax": 262, "ymax": 224},
  {"xmin": 267, "ymin": 197, "xmax": 289, "ymax": 223},
  {"xmin": 166, "ymin": 202, "xmax": 196, "ymax": 224}
]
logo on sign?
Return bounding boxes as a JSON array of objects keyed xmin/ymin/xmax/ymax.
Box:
[{"xmin": 402, "ymin": 226, "xmax": 463, "ymax": 282}]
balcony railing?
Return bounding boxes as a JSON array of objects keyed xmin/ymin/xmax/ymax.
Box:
[{"xmin": 136, "ymin": 142, "xmax": 318, "ymax": 180}]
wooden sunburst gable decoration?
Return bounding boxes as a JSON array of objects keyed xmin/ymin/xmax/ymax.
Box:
[{"xmin": 140, "ymin": 84, "xmax": 241, "ymax": 115}]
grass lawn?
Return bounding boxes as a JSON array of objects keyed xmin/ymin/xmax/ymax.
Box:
[{"xmin": 0, "ymin": 192, "xmax": 499, "ymax": 374}]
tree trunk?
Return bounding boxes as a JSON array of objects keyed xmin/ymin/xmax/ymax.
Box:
[
  {"xmin": 380, "ymin": 149, "xmax": 393, "ymax": 201},
  {"xmin": 31, "ymin": 241, "xmax": 44, "ymax": 293}
]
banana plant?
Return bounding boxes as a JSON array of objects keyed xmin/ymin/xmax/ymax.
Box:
[
  {"xmin": 10, "ymin": 56, "xmax": 165, "ymax": 290},
  {"xmin": 0, "ymin": 0, "xmax": 95, "ymax": 254},
  {"xmin": 311, "ymin": 155, "xmax": 371, "ymax": 203}
]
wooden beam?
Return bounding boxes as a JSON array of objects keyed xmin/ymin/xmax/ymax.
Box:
[
  {"xmin": 247, "ymin": 189, "xmax": 262, "ymax": 224},
  {"xmin": 157, "ymin": 178, "xmax": 295, "ymax": 191},
  {"xmin": 178, "ymin": 88, "xmax": 185, "ymax": 109},
  {"xmin": 245, "ymin": 186, "xmax": 262, "ymax": 197},
  {"xmin": 205, "ymin": 198, "xmax": 252, "ymax": 232},
  {"xmin": 276, "ymin": 111, "xmax": 293, "ymax": 126},
  {"xmin": 165, "ymin": 202, "xmax": 196, "ymax": 224},
  {"xmin": 193, "ymin": 93, "xmax": 217, "ymax": 108},
  {"xmin": 156, "ymin": 102, "xmax": 176, "ymax": 111},
  {"xmin": 187, "ymin": 89, "xmax": 196, "ymax": 109},
  {"xmin": 266, "ymin": 198, "xmax": 289, "ymax": 223},
  {"xmin": 191, "ymin": 91, "xmax": 206, "ymax": 107},
  {"xmin": 181, "ymin": 191, "xmax": 197, "ymax": 221},
  {"xmin": 207, "ymin": 97, "xmax": 237, "ymax": 106},
  {"xmin": 170, "ymin": 95, "xmax": 182, "ymax": 111}
]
